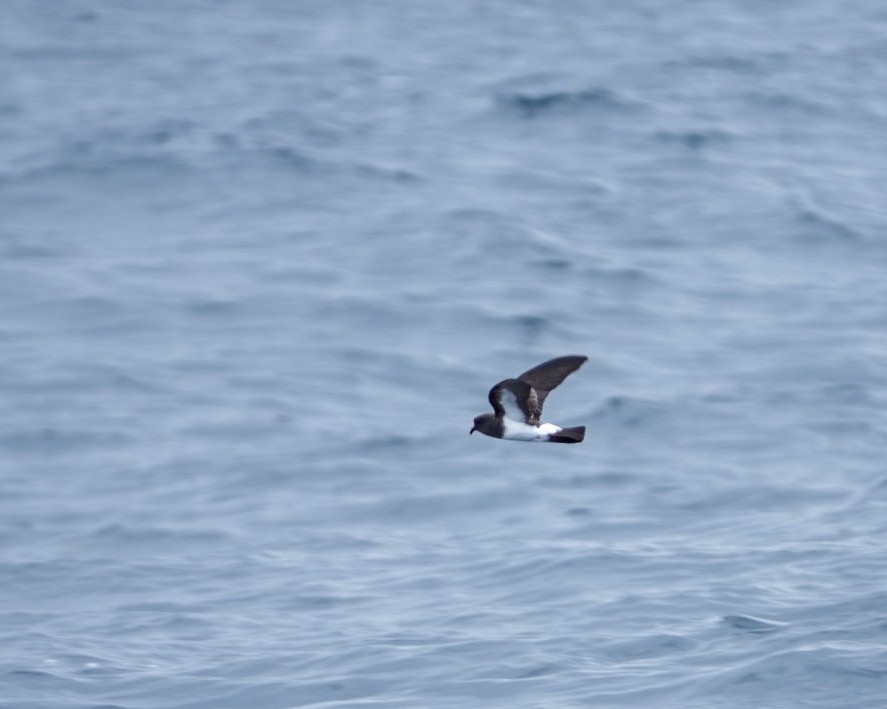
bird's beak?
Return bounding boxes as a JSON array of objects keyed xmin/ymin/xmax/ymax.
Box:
[{"xmin": 469, "ymin": 427, "xmax": 475, "ymax": 435}]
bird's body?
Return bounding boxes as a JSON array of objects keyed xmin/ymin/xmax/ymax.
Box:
[{"xmin": 470, "ymin": 355, "xmax": 587, "ymax": 444}]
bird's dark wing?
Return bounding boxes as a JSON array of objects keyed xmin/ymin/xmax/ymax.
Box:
[
  {"xmin": 517, "ymin": 355, "xmax": 587, "ymax": 411},
  {"xmin": 488, "ymin": 378, "xmax": 540, "ymax": 425}
]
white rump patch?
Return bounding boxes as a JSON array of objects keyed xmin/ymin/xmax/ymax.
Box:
[{"xmin": 501, "ymin": 418, "xmax": 562, "ymax": 442}]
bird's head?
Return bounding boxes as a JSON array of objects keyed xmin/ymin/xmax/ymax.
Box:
[{"xmin": 470, "ymin": 413, "xmax": 495, "ymax": 435}]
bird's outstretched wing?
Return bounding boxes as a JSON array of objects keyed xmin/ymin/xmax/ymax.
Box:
[
  {"xmin": 517, "ymin": 355, "xmax": 587, "ymax": 411},
  {"xmin": 488, "ymin": 379, "xmax": 540, "ymax": 425}
]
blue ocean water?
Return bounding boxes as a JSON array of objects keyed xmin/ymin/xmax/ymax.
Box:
[{"xmin": 2, "ymin": 1, "xmax": 887, "ymax": 707}]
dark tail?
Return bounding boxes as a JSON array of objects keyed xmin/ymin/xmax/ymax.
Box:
[{"xmin": 548, "ymin": 426, "xmax": 585, "ymax": 444}]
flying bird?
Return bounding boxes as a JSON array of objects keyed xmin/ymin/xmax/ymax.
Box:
[{"xmin": 470, "ymin": 355, "xmax": 587, "ymax": 443}]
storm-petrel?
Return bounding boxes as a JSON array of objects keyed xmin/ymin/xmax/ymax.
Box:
[{"xmin": 470, "ymin": 355, "xmax": 587, "ymax": 443}]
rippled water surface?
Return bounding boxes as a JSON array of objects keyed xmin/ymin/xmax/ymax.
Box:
[{"xmin": 3, "ymin": 2, "xmax": 887, "ymax": 707}]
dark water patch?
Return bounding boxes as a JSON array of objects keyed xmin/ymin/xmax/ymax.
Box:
[
  {"xmin": 212, "ymin": 131, "xmax": 241, "ymax": 150},
  {"xmin": 353, "ymin": 162, "xmax": 423, "ymax": 183},
  {"xmin": 497, "ymin": 87, "xmax": 644, "ymax": 119},
  {"xmin": 676, "ymin": 483, "xmax": 844, "ymax": 515},
  {"xmin": 541, "ymin": 470, "xmax": 640, "ymax": 490},
  {"xmin": 358, "ymin": 433, "xmax": 417, "ymax": 450},
  {"xmin": 182, "ymin": 298, "xmax": 240, "ymax": 317},
  {"xmin": 90, "ymin": 524, "xmax": 233, "ymax": 549},
  {"xmin": 14, "ymin": 121, "xmax": 199, "ymax": 175},
  {"xmin": 653, "ymin": 128, "xmax": 735, "ymax": 151},
  {"xmin": 0, "ymin": 361, "xmax": 166, "ymax": 398},
  {"xmin": 89, "ymin": 121, "xmax": 196, "ymax": 150},
  {"xmin": 459, "ymin": 309, "xmax": 560, "ymax": 350},
  {"xmin": 603, "ymin": 633, "xmax": 697, "ymax": 661},
  {"xmin": 3, "ymin": 667, "xmax": 85, "ymax": 692},
  {"xmin": 0, "ymin": 427, "xmax": 132, "ymax": 454},
  {"xmin": 443, "ymin": 211, "xmax": 572, "ymax": 269},
  {"xmin": 283, "ymin": 593, "xmax": 362, "ymax": 611},
  {"xmin": 512, "ymin": 313, "xmax": 549, "ymax": 342},
  {"xmin": 9, "ymin": 45, "xmax": 140, "ymax": 62},
  {"xmin": 484, "ymin": 549, "xmax": 636, "ymax": 589},
  {"xmin": 531, "ymin": 257, "xmax": 571, "ymax": 271},
  {"xmin": 790, "ymin": 198, "xmax": 863, "ymax": 244},
  {"xmin": 444, "ymin": 206, "xmax": 519, "ymax": 233},
  {"xmin": 114, "ymin": 611, "xmax": 215, "ymax": 637},
  {"xmin": 580, "ymin": 263, "xmax": 663, "ymax": 291},
  {"xmin": 514, "ymin": 664, "xmax": 559, "ymax": 679},
  {"xmin": 71, "ymin": 10, "xmax": 101, "ymax": 23},
  {"xmin": 52, "ymin": 294, "xmax": 134, "ymax": 324},
  {"xmin": 745, "ymin": 88, "xmax": 832, "ymax": 116},
  {"xmin": 0, "ymin": 100, "xmax": 22, "ymax": 116},
  {"xmin": 237, "ymin": 107, "xmax": 349, "ymax": 150},
  {"xmin": 264, "ymin": 145, "xmax": 323, "ymax": 172},
  {"xmin": 697, "ymin": 645, "xmax": 887, "ymax": 702},
  {"xmin": 855, "ymin": 476, "xmax": 887, "ymax": 508},
  {"xmin": 139, "ymin": 120, "xmax": 196, "ymax": 147},
  {"xmin": 494, "ymin": 169, "xmax": 613, "ymax": 201},
  {"xmin": 816, "ymin": 381, "xmax": 881, "ymax": 406},
  {"xmin": 0, "ymin": 238, "xmax": 64, "ymax": 260},
  {"xmin": 39, "ymin": 120, "xmax": 200, "ymax": 159},
  {"xmin": 0, "ymin": 152, "xmax": 192, "ymax": 184},
  {"xmin": 367, "ymin": 487, "xmax": 532, "ymax": 526},
  {"xmin": 793, "ymin": 590, "xmax": 887, "ymax": 626},
  {"xmin": 721, "ymin": 614, "xmax": 789, "ymax": 634},
  {"xmin": 8, "ymin": 365, "xmax": 170, "ymax": 397},
  {"xmin": 7, "ymin": 669, "xmax": 58, "ymax": 679},
  {"xmin": 117, "ymin": 601, "xmax": 202, "ymax": 613},
  {"xmin": 673, "ymin": 51, "xmax": 790, "ymax": 75}
]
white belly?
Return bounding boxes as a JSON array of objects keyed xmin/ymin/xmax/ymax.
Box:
[{"xmin": 501, "ymin": 418, "xmax": 561, "ymax": 442}]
